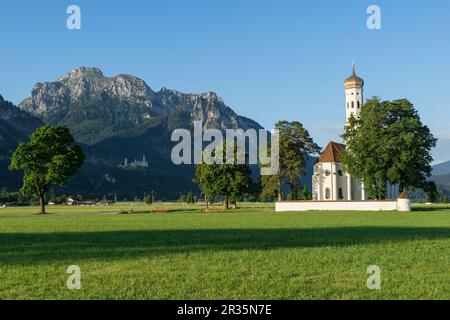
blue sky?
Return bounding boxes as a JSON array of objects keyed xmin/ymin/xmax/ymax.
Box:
[{"xmin": 1, "ymin": 0, "xmax": 449, "ymax": 158}]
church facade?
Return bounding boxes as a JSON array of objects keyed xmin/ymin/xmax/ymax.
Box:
[{"xmin": 312, "ymin": 66, "xmax": 399, "ymax": 201}]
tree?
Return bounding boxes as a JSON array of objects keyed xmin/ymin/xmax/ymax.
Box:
[
  {"xmin": 9, "ymin": 125, "xmax": 84, "ymax": 214},
  {"xmin": 425, "ymin": 181, "xmax": 439, "ymax": 203},
  {"xmin": 342, "ymin": 98, "xmax": 437, "ymax": 199},
  {"xmin": 144, "ymin": 194, "xmax": 153, "ymax": 204},
  {"xmin": 194, "ymin": 162, "xmax": 252, "ymax": 210},
  {"xmin": 302, "ymin": 184, "xmax": 309, "ymax": 200},
  {"xmin": 261, "ymin": 121, "xmax": 320, "ymax": 201},
  {"xmin": 194, "ymin": 163, "xmax": 219, "ymax": 209},
  {"xmin": 259, "ymin": 174, "xmax": 279, "ymax": 201},
  {"xmin": 194, "ymin": 142, "xmax": 253, "ymax": 210}
]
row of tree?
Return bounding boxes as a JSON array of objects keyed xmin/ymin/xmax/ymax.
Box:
[
  {"xmin": 194, "ymin": 121, "xmax": 320, "ymax": 209},
  {"xmin": 7, "ymin": 98, "xmax": 439, "ymax": 213}
]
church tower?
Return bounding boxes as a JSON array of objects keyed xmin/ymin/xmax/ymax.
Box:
[{"xmin": 344, "ymin": 63, "xmax": 364, "ymax": 125}]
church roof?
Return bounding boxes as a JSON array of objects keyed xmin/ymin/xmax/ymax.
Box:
[
  {"xmin": 399, "ymin": 192, "xmax": 409, "ymax": 199},
  {"xmin": 344, "ymin": 65, "xmax": 364, "ymax": 89},
  {"xmin": 317, "ymin": 141, "xmax": 346, "ymax": 163}
]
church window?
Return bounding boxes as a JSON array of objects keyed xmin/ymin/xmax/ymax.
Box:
[
  {"xmin": 325, "ymin": 170, "xmax": 331, "ymax": 176},
  {"xmin": 325, "ymin": 188, "xmax": 331, "ymax": 199},
  {"xmin": 338, "ymin": 188, "xmax": 344, "ymax": 199},
  {"xmin": 357, "ymin": 101, "xmax": 360, "ymax": 109},
  {"xmin": 338, "ymin": 170, "xmax": 343, "ymax": 176},
  {"xmin": 347, "ymin": 102, "xmax": 349, "ymax": 109},
  {"xmin": 351, "ymin": 101, "xmax": 354, "ymax": 108}
]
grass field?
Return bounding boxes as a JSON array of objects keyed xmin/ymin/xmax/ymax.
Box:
[{"xmin": 0, "ymin": 203, "xmax": 449, "ymax": 299}]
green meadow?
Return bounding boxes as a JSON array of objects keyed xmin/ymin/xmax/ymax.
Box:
[{"xmin": 0, "ymin": 203, "xmax": 449, "ymax": 299}]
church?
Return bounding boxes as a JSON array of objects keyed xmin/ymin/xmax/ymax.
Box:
[{"xmin": 311, "ymin": 66, "xmax": 399, "ymax": 201}]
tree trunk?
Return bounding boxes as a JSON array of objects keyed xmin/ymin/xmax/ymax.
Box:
[
  {"xmin": 205, "ymin": 195, "xmax": 209, "ymax": 210},
  {"xmin": 39, "ymin": 191, "xmax": 46, "ymax": 214},
  {"xmin": 289, "ymin": 179, "xmax": 295, "ymax": 200},
  {"xmin": 277, "ymin": 180, "xmax": 282, "ymax": 202},
  {"xmin": 223, "ymin": 196, "xmax": 229, "ymax": 210}
]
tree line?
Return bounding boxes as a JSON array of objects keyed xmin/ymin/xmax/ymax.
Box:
[{"xmin": 7, "ymin": 98, "xmax": 441, "ymax": 213}]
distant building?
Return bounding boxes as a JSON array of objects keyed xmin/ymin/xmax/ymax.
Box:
[
  {"xmin": 66, "ymin": 197, "xmax": 96, "ymax": 206},
  {"xmin": 66, "ymin": 197, "xmax": 78, "ymax": 206},
  {"xmin": 118, "ymin": 154, "xmax": 148, "ymax": 169}
]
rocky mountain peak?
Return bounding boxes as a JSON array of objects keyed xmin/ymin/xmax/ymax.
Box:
[
  {"xmin": 58, "ymin": 67, "xmax": 104, "ymax": 81},
  {"xmin": 19, "ymin": 67, "xmax": 263, "ymax": 144}
]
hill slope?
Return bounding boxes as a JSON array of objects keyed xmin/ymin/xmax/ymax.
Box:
[
  {"xmin": 432, "ymin": 160, "xmax": 450, "ymax": 176},
  {"xmin": 0, "ymin": 95, "xmax": 43, "ymax": 190}
]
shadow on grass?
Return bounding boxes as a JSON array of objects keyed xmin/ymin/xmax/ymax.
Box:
[
  {"xmin": 412, "ymin": 206, "xmax": 450, "ymax": 212},
  {"xmin": 1, "ymin": 227, "xmax": 449, "ymax": 265}
]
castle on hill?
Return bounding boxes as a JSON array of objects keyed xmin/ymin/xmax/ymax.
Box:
[{"xmin": 118, "ymin": 154, "xmax": 148, "ymax": 169}]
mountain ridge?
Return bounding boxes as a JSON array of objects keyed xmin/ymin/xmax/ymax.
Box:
[
  {"xmin": 432, "ymin": 160, "xmax": 450, "ymax": 176},
  {"xmin": 20, "ymin": 67, "xmax": 262, "ymax": 145}
]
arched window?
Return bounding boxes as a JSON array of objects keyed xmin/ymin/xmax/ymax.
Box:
[
  {"xmin": 325, "ymin": 170, "xmax": 331, "ymax": 176},
  {"xmin": 347, "ymin": 102, "xmax": 349, "ymax": 109},
  {"xmin": 351, "ymin": 101, "xmax": 354, "ymax": 108},
  {"xmin": 338, "ymin": 188, "xmax": 344, "ymax": 200},
  {"xmin": 338, "ymin": 170, "xmax": 343, "ymax": 176},
  {"xmin": 357, "ymin": 101, "xmax": 360, "ymax": 109},
  {"xmin": 325, "ymin": 188, "xmax": 331, "ymax": 199}
]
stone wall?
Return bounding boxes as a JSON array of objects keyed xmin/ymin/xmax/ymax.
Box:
[{"xmin": 275, "ymin": 200, "xmax": 408, "ymax": 212}]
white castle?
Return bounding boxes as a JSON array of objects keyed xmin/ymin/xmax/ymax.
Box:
[
  {"xmin": 311, "ymin": 65, "xmax": 399, "ymax": 201},
  {"xmin": 119, "ymin": 154, "xmax": 148, "ymax": 169}
]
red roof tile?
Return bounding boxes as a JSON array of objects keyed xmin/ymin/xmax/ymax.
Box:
[{"xmin": 317, "ymin": 141, "xmax": 346, "ymax": 163}]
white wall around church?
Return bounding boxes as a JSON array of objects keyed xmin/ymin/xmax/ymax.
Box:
[{"xmin": 276, "ymin": 200, "xmax": 400, "ymax": 212}]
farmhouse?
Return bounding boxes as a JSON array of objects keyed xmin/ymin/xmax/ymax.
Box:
[{"xmin": 66, "ymin": 197, "xmax": 96, "ymax": 206}]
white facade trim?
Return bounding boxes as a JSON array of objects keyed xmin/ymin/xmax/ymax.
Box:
[{"xmin": 276, "ymin": 199, "xmax": 410, "ymax": 212}]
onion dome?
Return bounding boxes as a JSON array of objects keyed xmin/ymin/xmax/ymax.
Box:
[{"xmin": 344, "ymin": 63, "xmax": 364, "ymax": 89}]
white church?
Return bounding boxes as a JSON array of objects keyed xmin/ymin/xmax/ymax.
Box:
[{"xmin": 277, "ymin": 65, "xmax": 409, "ymax": 212}]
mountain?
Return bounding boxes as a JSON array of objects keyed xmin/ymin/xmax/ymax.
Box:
[
  {"xmin": 430, "ymin": 161, "xmax": 450, "ymax": 198},
  {"xmin": 431, "ymin": 174, "xmax": 450, "ymax": 198},
  {"xmin": 6, "ymin": 67, "xmax": 264, "ymax": 199},
  {"xmin": 20, "ymin": 67, "xmax": 261, "ymax": 145},
  {"xmin": 0, "ymin": 95, "xmax": 43, "ymax": 190},
  {"xmin": 432, "ymin": 138, "xmax": 450, "ymax": 165},
  {"xmin": 432, "ymin": 160, "xmax": 450, "ymax": 176}
]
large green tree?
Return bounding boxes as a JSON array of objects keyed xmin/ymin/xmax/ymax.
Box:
[
  {"xmin": 194, "ymin": 142, "xmax": 253, "ymax": 210},
  {"xmin": 342, "ymin": 98, "xmax": 436, "ymax": 199},
  {"xmin": 9, "ymin": 125, "xmax": 85, "ymax": 214},
  {"xmin": 262, "ymin": 121, "xmax": 320, "ymax": 201}
]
